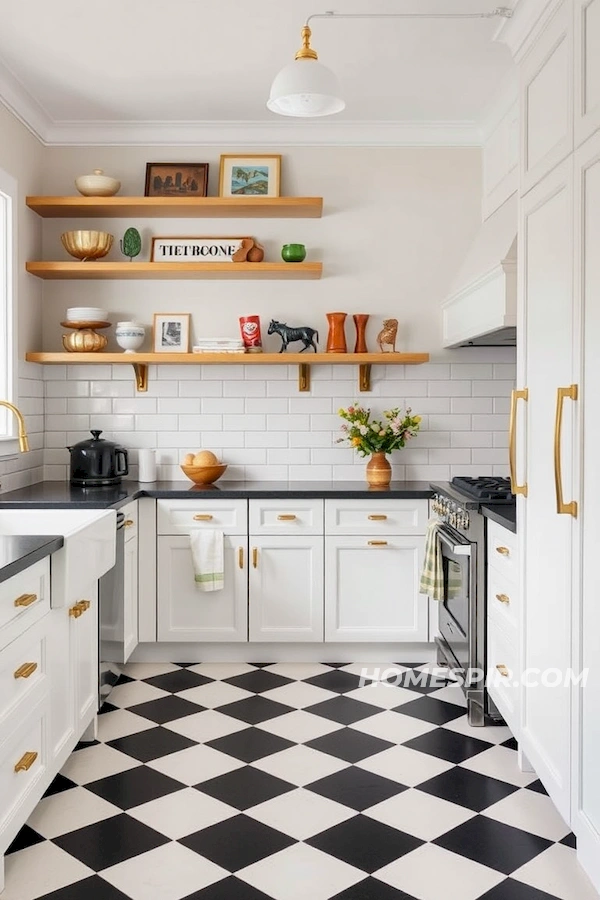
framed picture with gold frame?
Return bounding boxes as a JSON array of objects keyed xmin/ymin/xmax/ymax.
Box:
[
  {"xmin": 152, "ymin": 313, "xmax": 191, "ymax": 353},
  {"xmin": 219, "ymin": 154, "xmax": 281, "ymax": 198}
]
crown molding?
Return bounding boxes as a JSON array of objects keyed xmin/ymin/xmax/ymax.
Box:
[
  {"xmin": 494, "ymin": 0, "xmax": 558, "ymax": 59},
  {"xmin": 0, "ymin": 59, "xmax": 53, "ymax": 143}
]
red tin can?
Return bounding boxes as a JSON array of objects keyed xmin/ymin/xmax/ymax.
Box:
[{"xmin": 239, "ymin": 315, "xmax": 263, "ymax": 352}]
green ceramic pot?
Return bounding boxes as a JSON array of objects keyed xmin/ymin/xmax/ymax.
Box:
[{"xmin": 281, "ymin": 243, "xmax": 306, "ymax": 263}]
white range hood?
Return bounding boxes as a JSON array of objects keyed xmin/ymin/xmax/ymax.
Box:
[{"xmin": 442, "ymin": 195, "xmax": 517, "ymax": 348}]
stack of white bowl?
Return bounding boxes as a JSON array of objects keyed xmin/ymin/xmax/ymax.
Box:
[{"xmin": 65, "ymin": 307, "xmax": 108, "ymax": 323}]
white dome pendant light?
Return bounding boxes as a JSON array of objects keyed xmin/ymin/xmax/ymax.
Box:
[{"xmin": 267, "ymin": 24, "xmax": 345, "ymax": 118}]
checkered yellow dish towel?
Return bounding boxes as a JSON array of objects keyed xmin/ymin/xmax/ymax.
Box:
[
  {"xmin": 190, "ymin": 529, "xmax": 224, "ymax": 592},
  {"xmin": 419, "ymin": 518, "xmax": 444, "ymax": 601}
]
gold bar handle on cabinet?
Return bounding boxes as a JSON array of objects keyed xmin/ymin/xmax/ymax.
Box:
[
  {"xmin": 78, "ymin": 600, "xmax": 91, "ymax": 612},
  {"xmin": 14, "ymin": 593, "xmax": 37, "ymax": 608},
  {"xmin": 193, "ymin": 514, "xmax": 213, "ymax": 521},
  {"xmin": 277, "ymin": 514, "xmax": 297, "ymax": 521},
  {"xmin": 368, "ymin": 540, "xmax": 388, "ymax": 546},
  {"xmin": 509, "ymin": 388, "xmax": 529, "ymax": 496},
  {"xmin": 238, "ymin": 547, "xmax": 244, "ymax": 569},
  {"xmin": 368, "ymin": 515, "xmax": 388, "ymax": 521},
  {"xmin": 495, "ymin": 593, "xmax": 510, "ymax": 605},
  {"xmin": 554, "ymin": 384, "xmax": 578, "ymax": 517},
  {"xmin": 69, "ymin": 603, "xmax": 82, "ymax": 618},
  {"xmin": 124, "ymin": 519, "xmax": 134, "ymax": 527},
  {"xmin": 252, "ymin": 547, "xmax": 258, "ymax": 568},
  {"xmin": 14, "ymin": 662, "xmax": 38, "ymax": 679},
  {"xmin": 496, "ymin": 664, "xmax": 510, "ymax": 678},
  {"xmin": 496, "ymin": 546, "xmax": 510, "ymax": 557},
  {"xmin": 14, "ymin": 751, "xmax": 37, "ymax": 773}
]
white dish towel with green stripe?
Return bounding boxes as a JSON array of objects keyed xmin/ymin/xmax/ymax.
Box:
[
  {"xmin": 419, "ymin": 518, "xmax": 444, "ymax": 601},
  {"xmin": 190, "ymin": 529, "xmax": 224, "ymax": 592}
]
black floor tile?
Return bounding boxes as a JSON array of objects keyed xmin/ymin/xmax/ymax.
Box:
[
  {"xmin": 180, "ymin": 814, "xmax": 294, "ymax": 870},
  {"xmin": 502, "ymin": 737, "xmax": 519, "ymax": 751},
  {"xmin": 85, "ymin": 766, "xmax": 184, "ymax": 809},
  {"xmin": 560, "ymin": 831, "xmax": 577, "ymax": 848},
  {"xmin": 304, "ymin": 670, "xmax": 364, "ymax": 693},
  {"xmin": 143, "ymin": 669, "xmax": 214, "ymax": 693},
  {"xmin": 526, "ymin": 779, "xmax": 548, "ymax": 795},
  {"xmin": 248, "ymin": 663, "xmax": 274, "ymax": 668},
  {"xmin": 52, "ymin": 813, "xmax": 168, "ymax": 870},
  {"xmin": 42, "ymin": 773, "xmax": 77, "ymax": 798},
  {"xmin": 128, "ymin": 695, "xmax": 205, "ymax": 724},
  {"xmin": 397, "ymin": 696, "xmax": 466, "ymax": 725},
  {"xmin": 224, "ymin": 670, "xmax": 293, "ymax": 694},
  {"xmin": 195, "ymin": 765, "xmax": 294, "ymax": 810},
  {"xmin": 6, "ymin": 824, "xmax": 44, "ymax": 854},
  {"xmin": 434, "ymin": 816, "xmax": 552, "ymax": 875},
  {"xmin": 307, "ymin": 815, "xmax": 423, "ymax": 873},
  {"xmin": 305, "ymin": 696, "xmax": 381, "ymax": 726},
  {"xmin": 98, "ymin": 701, "xmax": 118, "ymax": 715},
  {"xmin": 330, "ymin": 879, "xmax": 421, "ymax": 900},
  {"xmin": 37, "ymin": 875, "xmax": 134, "ymax": 900},
  {"xmin": 206, "ymin": 727, "xmax": 294, "ymax": 763},
  {"xmin": 115, "ymin": 673, "xmax": 135, "ymax": 686},
  {"xmin": 403, "ymin": 726, "xmax": 492, "ymax": 763},
  {"xmin": 180, "ymin": 876, "xmax": 276, "ymax": 899},
  {"xmin": 73, "ymin": 739, "xmax": 100, "ymax": 752},
  {"xmin": 307, "ymin": 766, "xmax": 407, "ymax": 811},
  {"xmin": 477, "ymin": 878, "xmax": 563, "ymax": 899},
  {"xmin": 216, "ymin": 695, "xmax": 294, "ymax": 725},
  {"xmin": 417, "ymin": 767, "xmax": 518, "ymax": 812},
  {"xmin": 306, "ymin": 728, "xmax": 394, "ymax": 763},
  {"xmin": 107, "ymin": 726, "xmax": 198, "ymax": 762}
]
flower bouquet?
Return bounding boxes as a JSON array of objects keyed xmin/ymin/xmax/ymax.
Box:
[{"xmin": 337, "ymin": 404, "xmax": 421, "ymax": 486}]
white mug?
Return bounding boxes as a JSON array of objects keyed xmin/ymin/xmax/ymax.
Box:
[{"xmin": 138, "ymin": 449, "xmax": 157, "ymax": 483}]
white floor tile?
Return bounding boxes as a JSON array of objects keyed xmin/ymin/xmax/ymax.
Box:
[
  {"xmin": 2, "ymin": 842, "xmax": 93, "ymax": 900},
  {"xmin": 238, "ymin": 843, "xmax": 365, "ymax": 900},
  {"xmin": 365, "ymin": 787, "xmax": 476, "ymax": 841},
  {"xmin": 375, "ymin": 843, "xmax": 504, "ymax": 900},
  {"xmin": 97, "ymin": 708, "xmax": 156, "ymax": 743},
  {"xmin": 147, "ymin": 743, "xmax": 244, "ymax": 785},
  {"xmin": 188, "ymin": 662, "xmax": 257, "ymax": 680},
  {"xmin": 512, "ymin": 843, "xmax": 600, "ymax": 900},
  {"xmin": 122, "ymin": 663, "xmax": 181, "ymax": 680},
  {"xmin": 355, "ymin": 744, "xmax": 454, "ymax": 786},
  {"xmin": 426, "ymin": 683, "xmax": 467, "ymax": 707},
  {"xmin": 249, "ymin": 787, "xmax": 356, "ymax": 840},
  {"xmin": 257, "ymin": 710, "xmax": 343, "ymax": 743},
  {"xmin": 128, "ymin": 787, "xmax": 237, "ymax": 839},
  {"xmin": 483, "ymin": 788, "xmax": 571, "ymax": 841},
  {"xmin": 61, "ymin": 743, "xmax": 140, "ymax": 784},
  {"xmin": 252, "ymin": 744, "xmax": 349, "ymax": 787},
  {"xmin": 442, "ymin": 715, "xmax": 512, "ymax": 744},
  {"xmin": 460, "ymin": 746, "xmax": 538, "ymax": 788},
  {"xmin": 264, "ymin": 663, "xmax": 334, "ymax": 680},
  {"xmin": 163, "ymin": 709, "xmax": 248, "ymax": 743},
  {"xmin": 101, "ymin": 841, "xmax": 228, "ymax": 900},
  {"xmin": 177, "ymin": 680, "xmax": 253, "ymax": 708},
  {"xmin": 344, "ymin": 683, "xmax": 420, "ymax": 709},
  {"xmin": 338, "ymin": 663, "xmax": 408, "ymax": 679},
  {"xmin": 26, "ymin": 786, "xmax": 120, "ymax": 839},
  {"xmin": 260, "ymin": 681, "xmax": 338, "ymax": 709},
  {"xmin": 349, "ymin": 710, "xmax": 438, "ymax": 744},
  {"xmin": 108, "ymin": 680, "xmax": 170, "ymax": 709}
]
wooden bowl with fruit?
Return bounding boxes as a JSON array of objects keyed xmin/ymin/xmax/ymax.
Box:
[{"xmin": 180, "ymin": 450, "xmax": 227, "ymax": 485}]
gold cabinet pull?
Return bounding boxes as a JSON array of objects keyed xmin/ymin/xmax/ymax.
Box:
[
  {"xmin": 496, "ymin": 664, "xmax": 510, "ymax": 678},
  {"xmin": 14, "ymin": 593, "xmax": 37, "ymax": 608},
  {"xmin": 238, "ymin": 547, "xmax": 244, "ymax": 569},
  {"xmin": 69, "ymin": 603, "xmax": 82, "ymax": 618},
  {"xmin": 252, "ymin": 547, "xmax": 258, "ymax": 568},
  {"xmin": 368, "ymin": 540, "xmax": 388, "ymax": 546},
  {"xmin": 79, "ymin": 600, "xmax": 91, "ymax": 612},
  {"xmin": 14, "ymin": 751, "xmax": 38, "ymax": 773},
  {"xmin": 496, "ymin": 546, "xmax": 510, "ymax": 556},
  {"xmin": 193, "ymin": 514, "xmax": 213, "ymax": 521},
  {"xmin": 124, "ymin": 519, "xmax": 135, "ymax": 527},
  {"xmin": 509, "ymin": 388, "xmax": 528, "ymax": 497},
  {"xmin": 277, "ymin": 514, "xmax": 297, "ymax": 521},
  {"xmin": 495, "ymin": 593, "xmax": 510, "ymax": 605},
  {"xmin": 14, "ymin": 662, "xmax": 38, "ymax": 679},
  {"xmin": 368, "ymin": 514, "xmax": 388, "ymax": 521},
  {"xmin": 554, "ymin": 384, "xmax": 578, "ymax": 518}
]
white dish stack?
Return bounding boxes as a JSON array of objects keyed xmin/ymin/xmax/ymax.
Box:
[
  {"xmin": 193, "ymin": 337, "xmax": 245, "ymax": 354},
  {"xmin": 65, "ymin": 308, "xmax": 108, "ymax": 322}
]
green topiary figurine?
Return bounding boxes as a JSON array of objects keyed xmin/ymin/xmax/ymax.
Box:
[{"xmin": 120, "ymin": 227, "xmax": 142, "ymax": 261}]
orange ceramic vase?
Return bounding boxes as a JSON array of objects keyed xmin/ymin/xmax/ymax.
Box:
[
  {"xmin": 326, "ymin": 312, "xmax": 347, "ymax": 353},
  {"xmin": 366, "ymin": 452, "xmax": 392, "ymax": 487},
  {"xmin": 353, "ymin": 314, "xmax": 369, "ymax": 353}
]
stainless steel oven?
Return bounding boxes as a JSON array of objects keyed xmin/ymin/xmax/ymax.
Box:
[{"xmin": 438, "ymin": 525, "xmax": 474, "ymax": 676}]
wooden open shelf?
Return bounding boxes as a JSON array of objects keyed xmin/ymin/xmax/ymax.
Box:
[
  {"xmin": 25, "ymin": 261, "xmax": 322, "ymax": 281},
  {"xmin": 25, "ymin": 351, "xmax": 430, "ymax": 393},
  {"xmin": 26, "ymin": 196, "xmax": 323, "ymax": 218}
]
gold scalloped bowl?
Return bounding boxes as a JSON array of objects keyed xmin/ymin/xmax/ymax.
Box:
[
  {"xmin": 180, "ymin": 464, "xmax": 227, "ymax": 485},
  {"xmin": 61, "ymin": 230, "xmax": 114, "ymax": 261}
]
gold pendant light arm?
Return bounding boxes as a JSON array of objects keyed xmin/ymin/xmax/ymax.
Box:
[{"xmin": 295, "ymin": 25, "xmax": 318, "ymax": 60}]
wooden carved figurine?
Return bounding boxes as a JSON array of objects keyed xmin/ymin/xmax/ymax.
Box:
[
  {"xmin": 232, "ymin": 238, "xmax": 255, "ymax": 262},
  {"xmin": 268, "ymin": 319, "xmax": 319, "ymax": 353},
  {"xmin": 377, "ymin": 319, "xmax": 398, "ymax": 353}
]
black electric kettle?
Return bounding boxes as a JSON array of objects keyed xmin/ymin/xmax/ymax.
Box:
[{"xmin": 67, "ymin": 430, "xmax": 129, "ymax": 486}]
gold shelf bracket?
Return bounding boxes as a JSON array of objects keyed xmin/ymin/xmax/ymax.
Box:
[
  {"xmin": 298, "ymin": 363, "xmax": 310, "ymax": 392},
  {"xmin": 359, "ymin": 363, "xmax": 372, "ymax": 392},
  {"xmin": 132, "ymin": 363, "xmax": 148, "ymax": 392}
]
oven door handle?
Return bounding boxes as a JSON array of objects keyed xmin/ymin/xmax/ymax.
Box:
[{"xmin": 437, "ymin": 528, "xmax": 472, "ymax": 556}]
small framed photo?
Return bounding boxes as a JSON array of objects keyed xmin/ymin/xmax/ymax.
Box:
[
  {"xmin": 145, "ymin": 163, "xmax": 209, "ymax": 197},
  {"xmin": 219, "ymin": 154, "xmax": 281, "ymax": 198},
  {"xmin": 153, "ymin": 313, "xmax": 191, "ymax": 353}
]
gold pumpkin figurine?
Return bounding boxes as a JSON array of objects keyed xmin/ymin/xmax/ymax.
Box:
[{"xmin": 62, "ymin": 329, "xmax": 108, "ymax": 352}]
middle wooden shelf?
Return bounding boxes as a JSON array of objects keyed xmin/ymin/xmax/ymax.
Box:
[{"xmin": 25, "ymin": 261, "xmax": 322, "ymax": 280}]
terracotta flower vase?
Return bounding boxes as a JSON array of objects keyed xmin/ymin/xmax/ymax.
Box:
[
  {"xmin": 366, "ymin": 451, "xmax": 392, "ymax": 488},
  {"xmin": 353, "ymin": 314, "xmax": 369, "ymax": 353},
  {"xmin": 326, "ymin": 312, "xmax": 347, "ymax": 353}
]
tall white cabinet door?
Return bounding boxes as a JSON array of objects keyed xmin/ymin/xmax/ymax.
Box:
[
  {"xmin": 574, "ymin": 129, "xmax": 600, "ymax": 884},
  {"xmin": 123, "ymin": 533, "xmax": 139, "ymax": 662},
  {"xmin": 158, "ymin": 536, "xmax": 247, "ymax": 642},
  {"xmin": 249, "ymin": 536, "xmax": 323, "ymax": 642},
  {"xmin": 74, "ymin": 584, "xmax": 99, "ymax": 733},
  {"xmin": 520, "ymin": 159, "xmax": 575, "ymax": 822},
  {"xmin": 325, "ymin": 536, "xmax": 427, "ymax": 642},
  {"xmin": 574, "ymin": 0, "xmax": 600, "ymax": 146}
]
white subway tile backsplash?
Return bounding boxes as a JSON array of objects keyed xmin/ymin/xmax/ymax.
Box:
[
  {"xmin": 68, "ymin": 398, "xmax": 112, "ymax": 415},
  {"xmin": 493, "ymin": 364, "xmax": 517, "ymax": 379},
  {"xmin": 244, "ymin": 364, "xmax": 289, "ymax": 380},
  {"xmin": 406, "ymin": 364, "xmax": 450, "ymax": 380},
  {"xmin": 310, "ymin": 414, "xmax": 340, "ymax": 431},
  {"xmin": 493, "ymin": 431, "xmax": 510, "ymax": 448},
  {"xmin": 267, "ymin": 381, "xmax": 297, "ymax": 397},
  {"xmin": 267, "ymin": 414, "xmax": 310, "ymax": 432},
  {"xmin": 451, "ymin": 431, "xmax": 493, "ymax": 448},
  {"xmin": 44, "ymin": 432, "xmax": 66, "ymax": 449},
  {"xmin": 472, "ymin": 415, "xmax": 510, "ymax": 431},
  {"xmin": 223, "ymin": 380, "xmax": 266, "ymax": 397},
  {"xmin": 311, "ymin": 448, "xmax": 355, "ymax": 465},
  {"xmin": 405, "ymin": 398, "xmax": 451, "ymax": 414},
  {"xmin": 224, "ymin": 414, "xmax": 264, "ymax": 431},
  {"xmin": 450, "ymin": 364, "xmax": 494, "ymax": 379},
  {"xmin": 47, "ymin": 414, "xmax": 90, "ymax": 432},
  {"xmin": 179, "ymin": 380, "xmax": 222, "ymax": 397},
  {"xmin": 289, "ymin": 397, "xmax": 332, "ymax": 414},
  {"xmin": 45, "ymin": 399, "xmax": 67, "ymax": 415},
  {"xmin": 451, "ymin": 464, "xmax": 493, "ymax": 477},
  {"xmin": 202, "ymin": 431, "xmax": 245, "ymax": 448},
  {"xmin": 91, "ymin": 380, "xmax": 132, "ymax": 398},
  {"xmin": 67, "ymin": 364, "xmax": 112, "ymax": 380},
  {"xmin": 428, "ymin": 381, "xmax": 471, "ymax": 397},
  {"xmin": 428, "ymin": 448, "xmax": 472, "ymax": 465},
  {"xmin": 289, "ymin": 465, "xmax": 333, "ymax": 480},
  {"xmin": 494, "ymin": 397, "xmax": 511, "ymax": 415},
  {"xmin": 312, "ymin": 381, "xmax": 356, "ymax": 398},
  {"xmin": 202, "ymin": 398, "xmax": 243, "ymax": 414},
  {"xmin": 244, "ymin": 465, "xmax": 289, "ymax": 481},
  {"xmin": 43, "ymin": 365, "xmax": 66, "ymax": 381},
  {"xmin": 451, "ymin": 397, "xmax": 493, "ymax": 414},
  {"xmin": 428, "ymin": 415, "xmax": 472, "ymax": 431},
  {"xmin": 159, "ymin": 397, "xmax": 201, "ymax": 414},
  {"xmin": 202, "ymin": 365, "xmax": 244, "ymax": 380},
  {"xmin": 156, "ymin": 431, "xmax": 201, "ymax": 449},
  {"xmin": 472, "ymin": 448, "xmax": 510, "ymax": 465},
  {"xmin": 179, "ymin": 414, "xmax": 222, "ymax": 431},
  {"xmin": 405, "ymin": 465, "xmax": 450, "ymax": 480},
  {"xmin": 135, "ymin": 415, "xmax": 176, "ymax": 431},
  {"xmin": 114, "ymin": 432, "xmax": 159, "ymax": 449},
  {"xmin": 472, "ymin": 380, "xmax": 515, "ymax": 397},
  {"xmin": 268, "ymin": 449, "xmax": 310, "ymax": 465},
  {"xmin": 245, "ymin": 431, "xmax": 288, "ymax": 449},
  {"xmin": 289, "ymin": 432, "xmax": 334, "ymax": 448},
  {"xmin": 245, "ymin": 398, "xmax": 288, "ymax": 414},
  {"xmin": 47, "ymin": 380, "xmax": 90, "ymax": 397},
  {"xmin": 111, "ymin": 397, "xmax": 157, "ymax": 414}
]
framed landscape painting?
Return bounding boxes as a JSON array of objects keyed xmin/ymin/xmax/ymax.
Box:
[
  {"xmin": 219, "ymin": 154, "xmax": 281, "ymax": 198},
  {"xmin": 145, "ymin": 163, "xmax": 209, "ymax": 197}
]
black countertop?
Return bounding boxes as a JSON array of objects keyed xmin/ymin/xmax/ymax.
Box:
[
  {"xmin": 481, "ymin": 503, "xmax": 517, "ymax": 534},
  {"xmin": 0, "ymin": 480, "xmax": 435, "ymax": 509},
  {"xmin": 0, "ymin": 534, "xmax": 64, "ymax": 584}
]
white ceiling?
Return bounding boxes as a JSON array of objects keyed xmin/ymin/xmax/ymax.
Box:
[{"xmin": 0, "ymin": 0, "xmax": 516, "ymax": 145}]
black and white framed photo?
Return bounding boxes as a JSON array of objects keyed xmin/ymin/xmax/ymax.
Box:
[{"xmin": 153, "ymin": 313, "xmax": 191, "ymax": 353}]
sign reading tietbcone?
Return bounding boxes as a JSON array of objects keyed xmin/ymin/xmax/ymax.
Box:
[{"xmin": 150, "ymin": 236, "xmax": 251, "ymax": 262}]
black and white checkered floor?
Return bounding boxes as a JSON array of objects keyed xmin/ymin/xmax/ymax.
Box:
[{"xmin": 4, "ymin": 662, "xmax": 599, "ymax": 900}]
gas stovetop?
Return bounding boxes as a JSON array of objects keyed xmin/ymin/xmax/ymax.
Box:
[{"xmin": 450, "ymin": 476, "xmax": 514, "ymax": 501}]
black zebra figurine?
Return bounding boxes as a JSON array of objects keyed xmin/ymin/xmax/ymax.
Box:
[{"xmin": 267, "ymin": 320, "xmax": 319, "ymax": 353}]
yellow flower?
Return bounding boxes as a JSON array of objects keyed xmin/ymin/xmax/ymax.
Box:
[
  {"xmin": 351, "ymin": 437, "xmax": 362, "ymax": 447},
  {"xmin": 338, "ymin": 408, "xmax": 345, "ymax": 416},
  {"xmin": 413, "ymin": 415, "xmax": 422, "ymax": 423}
]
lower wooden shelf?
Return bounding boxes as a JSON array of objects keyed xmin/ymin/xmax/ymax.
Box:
[
  {"xmin": 25, "ymin": 261, "xmax": 322, "ymax": 280},
  {"xmin": 25, "ymin": 351, "xmax": 430, "ymax": 393}
]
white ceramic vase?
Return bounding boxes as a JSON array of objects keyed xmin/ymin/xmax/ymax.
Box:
[{"xmin": 115, "ymin": 321, "xmax": 145, "ymax": 353}]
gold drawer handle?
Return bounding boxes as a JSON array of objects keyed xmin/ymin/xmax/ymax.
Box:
[
  {"xmin": 238, "ymin": 547, "xmax": 244, "ymax": 569},
  {"xmin": 496, "ymin": 664, "xmax": 510, "ymax": 678},
  {"xmin": 368, "ymin": 514, "xmax": 388, "ymax": 521},
  {"xmin": 277, "ymin": 514, "xmax": 297, "ymax": 521},
  {"xmin": 496, "ymin": 546, "xmax": 510, "ymax": 557},
  {"xmin": 554, "ymin": 384, "xmax": 578, "ymax": 518},
  {"xmin": 495, "ymin": 593, "xmax": 510, "ymax": 605},
  {"xmin": 14, "ymin": 751, "xmax": 38, "ymax": 773},
  {"xmin": 509, "ymin": 388, "xmax": 529, "ymax": 496},
  {"xmin": 252, "ymin": 547, "xmax": 258, "ymax": 568},
  {"xmin": 14, "ymin": 662, "xmax": 38, "ymax": 679},
  {"xmin": 368, "ymin": 540, "xmax": 388, "ymax": 546},
  {"xmin": 193, "ymin": 514, "xmax": 213, "ymax": 521},
  {"xmin": 14, "ymin": 593, "xmax": 37, "ymax": 608},
  {"xmin": 124, "ymin": 519, "xmax": 135, "ymax": 527},
  {"xmin": 79, "ymin": 600, "xmax": 91, "ymax": 612},
  {"xmin": 69, "ymin": 600, "xmax": 90, "ymax": 618}
]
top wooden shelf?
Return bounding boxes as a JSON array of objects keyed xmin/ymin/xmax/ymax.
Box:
[{"xmin": 25, "ymin": 196, "xmax": 323, "ymax": 219}]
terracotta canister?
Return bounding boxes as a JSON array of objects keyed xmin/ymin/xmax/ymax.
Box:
[
  {"xmin": 366, "ymin": 452, "xmax": 392, "ymax": 487},
  {"xmin": 326, "ymin": 312, "xmax": 347, "ymax": 353},
  {"xmin": 353, "ymin": 314, "xmax": 369, "ymax": 353}
]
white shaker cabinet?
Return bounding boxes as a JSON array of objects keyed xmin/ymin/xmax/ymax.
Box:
[
  {"xmin": 122, "ymin": 502, "xmax": 139, "ymax": 662},
  {"xmin": 574, "ymin": 0, "xmax": 600, "ymax": 147}
]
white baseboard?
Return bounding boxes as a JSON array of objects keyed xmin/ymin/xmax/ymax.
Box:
[{"xmin": 129, "ymin": 642, "xmax": 437, "ymax": 664}]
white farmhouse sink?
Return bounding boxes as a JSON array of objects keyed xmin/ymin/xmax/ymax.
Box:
[{"xmin": 0, "ymin": 509, "xmax": 116, "ymax": 606}]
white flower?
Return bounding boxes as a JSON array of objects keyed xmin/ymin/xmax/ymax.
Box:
[
  {"xmin": 359, "ymin": 423, "xmax": 369, "ymax": 435},
  {"xmin": 371, "ymin": 422, "xmax": 379, "ymax": 432}
]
